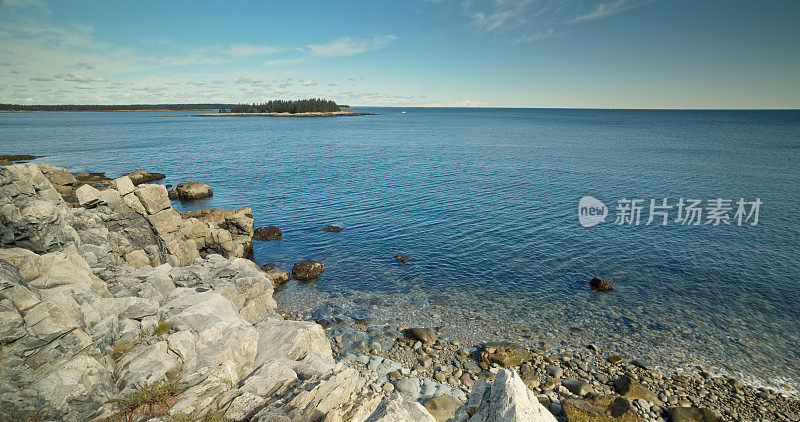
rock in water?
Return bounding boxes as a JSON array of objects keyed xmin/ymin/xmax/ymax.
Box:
[
  {"xmin": 122, "ymin": 169, "xmax": 166, "ymax": 185},
  {"xmin": 261, "ymin": 263, "xmax": 275, "ymax": 271},
  {"xmin": 405, "ymin": 327, "xmax": 438, "ymax": 345},
  {"xmin": 253, "ymin": 225, "xmax": 282, "ymax": 241},
  {"xmin": 292, "ymin": 260, "xmax": 325, "ymax": 280},
  {"xmin": 393, "ymin": 254, "xmax": 409, "ymax": 263},
  {"xmin": 590, "ymin": 276, "xmax": 614, "ymax": 291},
  {"xmin": 481, "ymin": 342, "xmax": 532, "ymax": 368},
  {"xmin": 322, "ymin": 225, "xmax": 343, "ymax": 232},
  {"xmin": 168, "ymin": 181, "xmax": 213, "ymax": 200}
]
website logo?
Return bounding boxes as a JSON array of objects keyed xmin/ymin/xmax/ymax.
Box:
[{"xmin": 578, "ymin": 196, "xmax": 608, "ymax": 227}]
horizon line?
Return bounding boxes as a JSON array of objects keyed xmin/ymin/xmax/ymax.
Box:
[{"xmin": 2, "ymin": 103, "xmax": 799, "ymax": 111}]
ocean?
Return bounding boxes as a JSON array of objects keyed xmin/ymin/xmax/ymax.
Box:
[{"xmin": 2, "ymin": 107, "xmax": 799, "ymax": 391}]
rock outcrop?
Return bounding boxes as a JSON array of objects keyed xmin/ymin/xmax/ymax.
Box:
[
  {"xmin": 168, "ymin": 181, "xmax": 213, "ymax": 201},
  {"xmin": 122, "ymin": 169, "xmax": 166, "ymax": 185},
  {"xmin": 1, "ymin": 162, "xmax": 561, "ymax": 422},
  {"xmin": 453, "ymin": 369, "xmax": 557, "ymax": 421}
]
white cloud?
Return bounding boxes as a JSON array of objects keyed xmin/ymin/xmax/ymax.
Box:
[
  {"xmin": 453, "ymin": 99, "xmax": 485, "ymax": 107},
  {"xmin": 516, "ymin": 28, "xmax": 554, "ymax": 43},
  {"xmin": 226, "ymin": 43, "xmax": 283, "ymax": 56},
  {"xmin": 307, "ymin": 35, "xmax": 397, "ymax": 57},
  {"xmin": 63, "ymin": 73, "xmax": 106, "ymax": 83},
  {"xmin": 461, "ymin": 0, "xmax": 650, "ymax": 42},
  {"xmin": 300, "ymin": 80, "xmax": 316, "ymax": 86},
  {"xmin": 327, "ymin": 82, "xmax": 338, "ymax": 86},
  {"xmin": 1, "ymin": 0, "xmax": 51, "ymax": 14},
  {"xmin": 29, "ymin": 76, "xmax": 52, "ymax": 81},
  {"xmin": 263, "ymin": 58, "xmax": 305, "ymax": 66},
  {"xmin": 572, "ymin": 0, "xmax": 646, "ymax": 22},
  {"xmin": 76, "ymin": 62, "xmax": 93, "ymax": 70}
]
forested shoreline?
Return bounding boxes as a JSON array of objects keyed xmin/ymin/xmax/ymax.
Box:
[{"xmin": 0, "ymin": 99, "xmax": 349, "ymax": 113}]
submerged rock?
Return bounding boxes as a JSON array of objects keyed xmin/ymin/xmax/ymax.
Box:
[
  {"xmin": 292, "ymin": 259, "xmax": 325, "ymax": 280},
  {"xmin": 322, "ymin": 225, "xmax": 343, "ymax": 232},
  {"xmin": 393, "ymin": 254, "xmax": 409, "ymax": 263},
  {"xmin": 168, "ymin": 181, "xmax": 213, "ymax": 200},
  {"xmin": 481, "ymin": 342, "xmax": 532, "ymax": 368},
  {"xmin": 405, "ymin": 327, "xmax": 438, "ymax": 346},
  {"xmin": 590, "ymin": 276, "xmax": 614, "ymax": 291},
  {"xmin": 254, "ymin": 225, "xmax": 282, "ymax": 241}
]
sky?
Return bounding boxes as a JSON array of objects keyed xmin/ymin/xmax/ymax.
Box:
[{"xmin": 1, "ymin": 0, "xmax": 799, "ymax": 108}]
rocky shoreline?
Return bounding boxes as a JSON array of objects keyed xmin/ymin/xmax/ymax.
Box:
[{"xmin": 0, "ymin": 159, "xmax": 798, "ymax": 421}]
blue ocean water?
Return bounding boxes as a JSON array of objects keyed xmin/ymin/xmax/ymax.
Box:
[{"xmin": 2, "ymin": 108, "xmax": 799, "ymax": 390}]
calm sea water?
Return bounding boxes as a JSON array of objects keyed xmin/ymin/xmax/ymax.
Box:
[{"xmin": 2, "ymin": 108, "xmax": 799, "ymax": 390}]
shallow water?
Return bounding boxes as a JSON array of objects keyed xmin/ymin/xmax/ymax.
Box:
[{"xmin": 2, "ymin": 108, "xmax": 799, "ymax": 391}]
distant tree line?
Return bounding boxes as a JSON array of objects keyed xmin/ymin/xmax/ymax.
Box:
[
  {"xmin": 0, "ymin": 104, "xmax": 232, "ymax": 112},
  {"xmin": 224, "ymin": 99, "xmax": 341, "ymax": 114},
  {"xmin": 0, "ymin": 100, "xmax": 344, "ymax": 113}
]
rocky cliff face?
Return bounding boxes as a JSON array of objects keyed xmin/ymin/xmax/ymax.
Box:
[{"xmin": 0, "ymin": 163, "xmax": 551, "ymax": 421}]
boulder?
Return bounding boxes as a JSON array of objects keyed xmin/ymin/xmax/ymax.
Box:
[
  {"xmin": 168, "ymin": 181, "xmax": 213, "ymax": 201},
  {"xmin": 322, "ymin": 225, "xmax": 342, "ymax": 232},
  {"xmin": 265, "ymin": 268, "xmax": 291, "ymax": 289},
  {"xmin": 405, "ymin": 327, "xmax": 438, "ymax": 346},
  {"xmin": 481, "ymin": 342, "xmax": 532, "ymax": 368},
  {"xmin": 75, "ymin": 184, "xmax": 103, "ymax": 207},
  {"xmin": 133, "ymin": 184, "xmax": 171, "ymax": 215},
  {"xmin": 111, "ymin": 176, "xmax": 135, "ymax": 195},
  {"xmin": 455, "ymin": 369, "xmax": 556, "ymax": 421},
  {"xmin": 123, "ymin": 249, "xmax": 150, "ymax": 268},
  {"xmin": 253, "ymin": 225, "xmax": 282, "ymax": 241},
  {"xmin": 366, "ymin": 393, "xmax": 436, "ymax": 422},
  {"xmin": 562, "ymin": 395, "xmax": 643, "ymax": 422},
  {"xmin": 590, "ymin": 276, "xmax": 614, "ymax": 291},
  {"xmin": 292, "ymin": 260, "xmax": 324, "ymax": 281},
  {"xmin": 424, "ymin": 394, "xmax": 463, "ymax": 422},
  {"xmin": 122, "ymin": 170, "xmax": 166, "ymax": 185},
  {"xmin": 614, "ymin": 374, "xmax": 662, "ymax": 404},
  {"xmin": 667, "ymin": 407, "xmax": 720, "ymax": 422},
  {"xmin": 562, "ymin": 378, "xmax": 593, "ymax": 396}
]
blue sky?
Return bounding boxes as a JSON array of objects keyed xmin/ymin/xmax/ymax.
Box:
[{"xmin": 1, "ymin": 0, "xmax": 798, "ymax": 108}]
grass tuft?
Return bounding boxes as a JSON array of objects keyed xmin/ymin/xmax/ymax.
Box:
[
  {"xmin": 153, "ymin": 321, "xmax": 172, "ymax": 336},
  {"xmin": 108, "ymin": 380, "xmax": 182, "ymax": 417},
  {"xmin": 111, "ymin": 341, "xmax": 136, "ymax": 360}
]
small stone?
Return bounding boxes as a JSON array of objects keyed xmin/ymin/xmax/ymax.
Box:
[
  {"xmin": 547, "ymin": 365, "xmax": 564, "ymax": 378},
  {"xmin": 393, "ymin": 254, "xmax": 409, "ymax": 263}
]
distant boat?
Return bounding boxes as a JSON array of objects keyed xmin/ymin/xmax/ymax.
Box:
[{"xmin": 401, "ymin": 111, "xmax": 406, "ymax": 114}]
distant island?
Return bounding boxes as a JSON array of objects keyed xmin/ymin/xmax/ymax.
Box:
[
  {"xmin": 197, "ymin": 99, "xmax": 373, "ymax": 117},
  {"xmin": 0, "ymin": 99, "xmax": 357, "ymax": 114}
]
